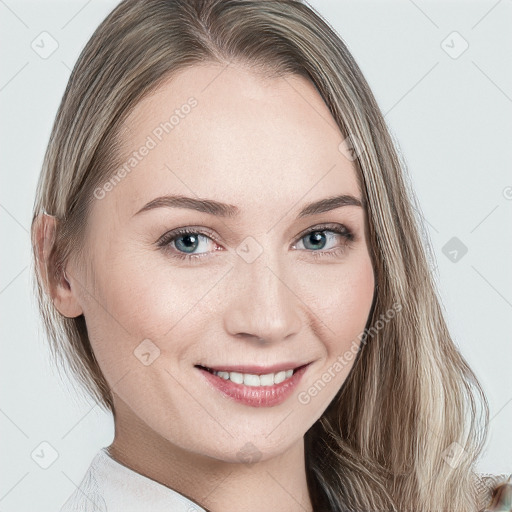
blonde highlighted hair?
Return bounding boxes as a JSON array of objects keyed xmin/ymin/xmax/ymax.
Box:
[{"xmin": 31, "ymin": 0, "xmax": 493, "ymax": 509}]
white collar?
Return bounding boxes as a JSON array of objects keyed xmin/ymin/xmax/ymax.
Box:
[{"xmin": 60, "ymin": 447, "xmax": 208, "ymax": 512}]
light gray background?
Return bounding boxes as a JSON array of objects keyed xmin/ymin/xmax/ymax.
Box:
[{"xmin": 1, "ymin": 1, "xmax": 511, "ymax": 510}]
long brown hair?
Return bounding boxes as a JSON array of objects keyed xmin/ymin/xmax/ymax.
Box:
[{"xmin": 31, "ymin": 1, "xmax": 490, "ymax": 509}]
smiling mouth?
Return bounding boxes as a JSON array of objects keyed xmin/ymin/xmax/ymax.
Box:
[
  {"xmin": 194, "ymin": 362, "xmax": 312, "ymax": 407},
  {"xmin": 194, "ymin": 363, "xmax": 309, "ymax": 387}
]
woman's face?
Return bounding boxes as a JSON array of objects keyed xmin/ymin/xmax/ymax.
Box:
[{"xmin": 68, "ymin": 63, "xmax": 375, "ymax": 462}]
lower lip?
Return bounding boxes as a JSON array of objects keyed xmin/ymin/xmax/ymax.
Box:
[{"xmin": 196, "ymin": 364, "xmax": 310, "ymax": 407}]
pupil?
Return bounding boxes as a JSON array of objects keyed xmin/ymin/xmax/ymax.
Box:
[
  {"xmin": 305, "ymin": 232, "xmax": 326, "ymax": 250},
  {"xmin": 176, "ymin": 234, "xmax": 198, "ymax": 253}
]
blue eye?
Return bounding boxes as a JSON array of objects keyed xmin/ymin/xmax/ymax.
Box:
[
  {"xmin": 292, "ymin": 224, "xmax": 355, "ymax": 260},
  {"xmin": 295, "ymin": 227, "xmax": 352, "ymax": 252},
  {"xmin": 156, "ymin": 223, "xmax": 355, "ymax": 263},
  {"xmin": 157, "ymin": 228, "xmax": 218, "ymax": 261},
  {"xmin": 173, "ymin": 232, "xmax": 210, "ymax": 255}
]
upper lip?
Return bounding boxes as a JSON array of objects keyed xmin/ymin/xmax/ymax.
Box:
[{"xmin": 196, "ymin": 362, "xmax": 311, "ymax": 375}]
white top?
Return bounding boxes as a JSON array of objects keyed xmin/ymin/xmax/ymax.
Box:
[
  {"xmin": 59, "ymin": 447, "xmax": 208, "ymax": 512},
  {"xmin": 59, "ymin": 448, "xmax": 510, "ymax": 511}
]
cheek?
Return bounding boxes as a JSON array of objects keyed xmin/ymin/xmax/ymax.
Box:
[
  {"xmin": 307, "ymin": 254, "xmax": 375, "ymax": 355},
  {"xmin": 295, "ymin": 256, "xmax": 375, "ymax": 411},
  {"xmin": 82, "ymin": 254, "xmax": 218, "ymax": 377}
]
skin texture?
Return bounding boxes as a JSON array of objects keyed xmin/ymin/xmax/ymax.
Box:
[{"xmin": 43, "ymin": 63, "xmax": 376, "ymax": 512}]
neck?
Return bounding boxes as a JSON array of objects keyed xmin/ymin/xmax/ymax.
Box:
[{"xmin": 107, "ymin": 396, "xmax": 314, "ymax": 512}]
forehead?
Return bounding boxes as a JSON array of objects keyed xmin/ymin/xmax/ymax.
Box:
[{"xmin": 102, "ymin": 63, "xmax": 361, "ymax": 220}]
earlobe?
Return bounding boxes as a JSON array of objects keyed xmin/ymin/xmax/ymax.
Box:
[
  {"xmin": 53, "ymin": 267, "xmax": 84, "ymax": 318},
  {"xmin": 32, "ymin": 212, "xmax": 84, "ymax": 318}
]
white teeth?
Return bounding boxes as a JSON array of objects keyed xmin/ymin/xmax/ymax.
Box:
[
  {"xmin": 229, "ymin": 372, "xmax": 244, "ymax": 384},
  {"xmin": 212, "ymin": 368, "xmax": 296, "ymax": 386},
  {"xmin": 274, "ymin": 370, "xmax": 286, "ymax": 384},
  {"xmin": 243, "ymin": 373, "xmax": 260, "ymax": 386},
  {"xmin": 259, "ymin": 373, "xmax": 274, "ymax": 386}
]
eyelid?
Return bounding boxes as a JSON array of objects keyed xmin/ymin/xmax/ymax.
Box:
[
  {"xmin": 157, "ymin": 223, "xmax": 354, "ymax": 248},
  {"xmin": 156, "ymin": 222, "xmax": 355, "ymax": 263},
  {"xmin": 294, "ymin": 222, "xmax": 354, "ymax": 242},
  {"xmin": 155, "ymin": 225, "xmax": 220, "ymax": 246}
]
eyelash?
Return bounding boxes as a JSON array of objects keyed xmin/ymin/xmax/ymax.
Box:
[{"xmin": 156, "ymin": 223, "xmax": 355, "ymax": 264}]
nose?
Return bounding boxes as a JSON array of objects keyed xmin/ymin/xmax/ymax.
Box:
[{"xmin": 223, "ymin": 256, "xmax": 303, "ymax": 346}]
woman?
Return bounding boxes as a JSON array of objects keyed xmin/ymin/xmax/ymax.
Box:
[{"xmin": 30, "ymin": 0, "xmax": 510, "ymax": 510}]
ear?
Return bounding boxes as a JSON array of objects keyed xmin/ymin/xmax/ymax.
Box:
[{"xmin": 32, "ymin": 212, "xmax": 84, "ymax": 318}]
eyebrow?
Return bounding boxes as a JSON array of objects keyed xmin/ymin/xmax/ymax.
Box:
[{"xmin": 133, "ymin": 193, "xmax": 364, "ymax": 219}]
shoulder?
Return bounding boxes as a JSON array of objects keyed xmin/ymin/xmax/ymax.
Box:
[
  {"xmin": 59, "ymin": 447, "xmax": 208, "ymax": 512},
  {"xmin": 474, "ymin": 472, "xmax": 511, "ymax": 510},
  {"xmin": 59, "ymin": 451, "xmax": 107, "ymax": 512}
]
